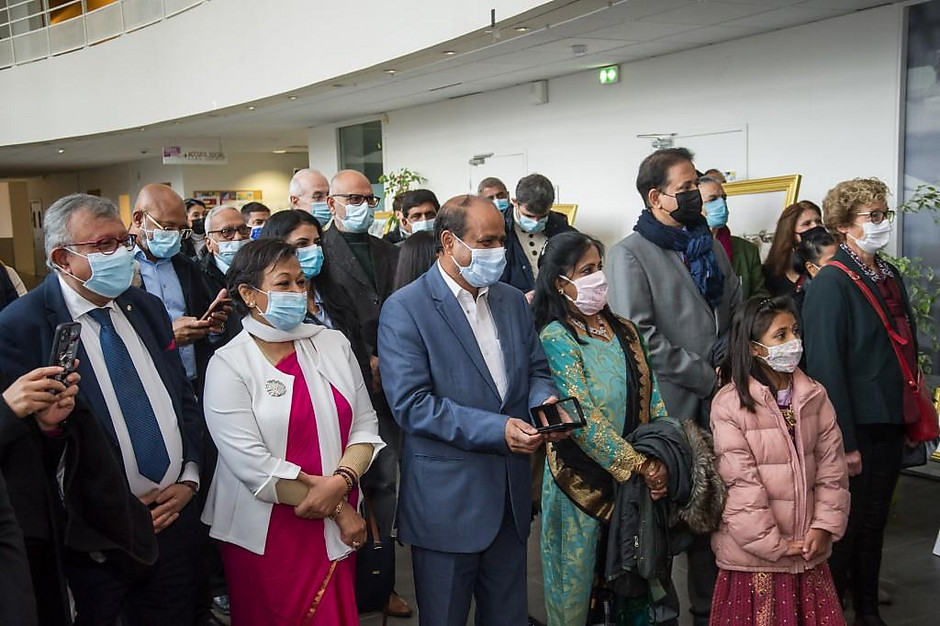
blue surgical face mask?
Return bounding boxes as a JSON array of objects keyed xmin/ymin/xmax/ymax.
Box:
[
  {"xmin": 296, "ymin": 244, "xmax": 324, "ymax": 279},
  {"xmin": 704, "ymin": 198, "xmax": 729, "ymax": 229},
  {"xmin": 215, "ymin": 238, "xmax": 248, "ymax": 270},
  {"xmin": 494, "ymin": 198, "xmax": 510, "ymax": 212},
  {"xmin": 410, "ymin": 218, "xmax": 435, "ymax": 233},
  {"xmin": 516, "ymin": 209, "xmax": 547, "ymax": 233},
  {"xmin": 63, "ymin": 246, "xmax": 135, "ymax": 299},
  {"xmin": 340, "ymin": 201, "xmax": 375, "ymax": 233},
  {"xmin": 254, "ymin": 288, "xmax": 308, "ymax": 331},
  {"xmin": 311, "ymin": 202, "xmax": 332, "ymax": 226},
  {"xmin": 250, "ymin": 225, "xmax": 264, "ymax": 240},
  {"xmin": 451, "ymin": 235, "xmax": 507, "ymax": 288},
  {"xmin": 144, "ymin": 227, "xmax": 182, "ymax": 259}
]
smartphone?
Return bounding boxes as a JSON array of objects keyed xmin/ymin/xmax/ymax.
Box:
[
  {"xmin": 48, "ymin": 322, "xmax": 81, "ymax": 385},
  {"xmin": 200, "ymin": 290, "xmax": 231, "ymax": 322},
  {"xmin": 531, "ymin": 396, "xmax": 586, "ymax": 433}
]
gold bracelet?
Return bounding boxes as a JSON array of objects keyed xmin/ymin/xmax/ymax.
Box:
[{"xmin": 327, "ymin": 500, "xmax": 344, "ymax": 520}]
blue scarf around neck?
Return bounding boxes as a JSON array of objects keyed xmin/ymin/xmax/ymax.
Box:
[{"xmin": 634, "ymin": 210, "xmax": 725, "ymax": 308}]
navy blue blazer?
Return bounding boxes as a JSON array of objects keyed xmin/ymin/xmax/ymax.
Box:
[
  {"xmin": 378, "ymin": 266, "xmax": 557, "ymax": 553},
  {"xmin": 0, "ymin": 274, "xmax": 202, "ymax": 473}
]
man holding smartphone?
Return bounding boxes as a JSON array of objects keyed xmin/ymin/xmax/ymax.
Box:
[
  {"xmin": 378, "ymin": 194, "xmax": 567, "ymax": 626},
  {"xmin": 129, "ymin": 184, "xmax": 230, "ymax": 397}
]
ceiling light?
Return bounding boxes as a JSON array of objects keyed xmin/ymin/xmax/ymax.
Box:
[
  {"xmin": 288, "ymin": 96, "xmax": 298, "ymax": 100},
  {"xmin": 572, "ymin": 44, "xmax": 588, "ymax": 56},
  {"xmin": 139, "ymin": 127, "xmax": 146, "ymax": 132},
  {"xmin": 385, "ymin": 69, "xmax": 396, "ymax": 75},
  {"xmin": 272, "ymin": 150, "xmax": 287, "ymax": 154},
  {"xmin": 444, "ymin": 50, "xmax": 455, "ymax": 56},
  {"xmin": 247, "ymin": 105, "xmax": 256, "ymax": 110},
  {"xmin": 57, "ymin": 148, "xmax": 65, "ymax": 154},
  {"xmin": 515, "ymin": 26, "xmax": 529, "ymax": 33}
]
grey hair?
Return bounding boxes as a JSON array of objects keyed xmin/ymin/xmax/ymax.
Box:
[
  {"xmin": 204, "ymin": 205, "xmax": 240, "ymax": 234},
  {"xmin": 288, "ymin": 168, "xmax": 324, "ymax": 200},
  {"xmin": 44, "ymin": 193, "xmax": 121, "ymax": 271},
  {"xmin": 697, "ymin": 175, "xmax": 724, "ymax": 187}
]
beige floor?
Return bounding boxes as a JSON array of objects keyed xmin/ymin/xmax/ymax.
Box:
[{"xmin": 361, "ymin": 473, "xmax": 940, "ymax": 626}]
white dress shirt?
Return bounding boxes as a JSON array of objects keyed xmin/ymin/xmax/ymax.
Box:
[
  {"xmin": 57, "ymin": 275, "xmax": 198, "ymax": 497},
  {"xmin": 437, "ymin": 261, "xmax": 508, "ymax": 400}
]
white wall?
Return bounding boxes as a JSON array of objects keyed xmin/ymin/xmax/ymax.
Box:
[
  {"xmin": 309, "ymin": 5, "xmax": 904, "ymax": 251},
  {"xmin": 181, "ymin": 152, "xmax": 308, "ymax": 211},
  {"xmin": 0, "ymin": 0, "xmax": 548, "ymax": 145},
  {"xmin": 15, "ymin": 152, "xmax": 307, "ymax": 215}
]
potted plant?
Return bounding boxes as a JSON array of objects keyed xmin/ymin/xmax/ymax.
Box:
[{"xmin": 378, "ymin": 168, "xmax": 427, "ymax": 235}]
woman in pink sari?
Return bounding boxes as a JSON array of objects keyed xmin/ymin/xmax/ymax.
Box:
[{"xmin": 202, "ymin": 239, "xmax": 384, "ymax": 625}]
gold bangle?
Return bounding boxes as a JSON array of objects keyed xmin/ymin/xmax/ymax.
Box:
[{"xmin": 327, "ymin": 500, "xmax": 344, "ymax": 520}]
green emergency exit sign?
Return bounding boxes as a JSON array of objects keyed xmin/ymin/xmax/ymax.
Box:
[{"xmin": 599, "ymin": 65, "xmax": 620, "ymax": 85}]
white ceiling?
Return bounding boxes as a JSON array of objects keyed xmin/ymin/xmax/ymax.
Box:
[{"xmin": 0, "ymin": 0, "xmax": 902, "ymax": 176}]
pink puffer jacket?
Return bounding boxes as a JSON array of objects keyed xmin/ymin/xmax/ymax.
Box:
[{"xmin": 710, "ymin": 369, "xmax": 850, "ymax": 573}]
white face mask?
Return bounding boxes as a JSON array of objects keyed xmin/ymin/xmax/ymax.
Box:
[
  {"xmin": 849, "ymin": 220, "xmax": 891, "ymax": 255},
  {"xmin": 753, "ymin": 338, "xmax": 803, "ymax": 373}
]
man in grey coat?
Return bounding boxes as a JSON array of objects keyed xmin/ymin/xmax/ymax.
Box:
[{"xmin": 608, "ymin": 147, "xmax": 740, "ymax": 626}]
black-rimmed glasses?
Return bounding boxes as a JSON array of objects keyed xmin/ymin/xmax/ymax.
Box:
[{"xmin": 331, "ymin": 194, "xmax": 381, "ymax": 208}]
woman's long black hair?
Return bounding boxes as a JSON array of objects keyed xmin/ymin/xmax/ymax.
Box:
[
  {"xmin": 719, "ymin": 295, "xmax": 799, "ymax": 412},
  {"xmin": 531, "ymin": 231, "xmax": 634, "ymax": 345}
]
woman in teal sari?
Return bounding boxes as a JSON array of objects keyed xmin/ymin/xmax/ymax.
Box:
[{"xmin": 532, "ymin": 232, "xmax": 670, "ymax": 626}]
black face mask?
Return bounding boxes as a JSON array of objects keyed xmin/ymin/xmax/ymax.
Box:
[
  {"xmin": 191, "ymin": 218, "xmax": 206, "ymax": 235},
  {"xmin": 667, "ymin": 189, "xmax": 704, "ymax": 227}
]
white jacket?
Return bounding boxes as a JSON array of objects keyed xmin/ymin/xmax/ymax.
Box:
[{"xmin": 201, "ymin": 325, "xmax": 384, "ymax": 557}]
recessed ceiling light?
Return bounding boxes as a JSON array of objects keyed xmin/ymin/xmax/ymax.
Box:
[
  {"xmin": 444, "ymin": 50, "xmax": 455, "ymax": 56},
  {"xmin": 515, "ymin": 26, "xmax": 529, "ymax": 33},
  {"xmin": 247, "ymin": 105, "xmax": 256, "ymax": 110},
  {"xmin": 173, "ymin": 121, "xmax": 181, "ymax": 125},
  {"xmin": 385, "ymin": 69, "xmax": 396, "ymax": 75},
  {"xmin": 288, "ymin": 96, "xmax": 298, "ymax": 100},
  {"xmin": 272, "ymin": 150, "xmax": 287, "ymax": 154},
  {"xmin": 139, "ymin": 127, "xmax": 146, "ymax": 132},
  {"xmin": 57, "ymin": 148, "xmax": 65, "ymax": 154}
]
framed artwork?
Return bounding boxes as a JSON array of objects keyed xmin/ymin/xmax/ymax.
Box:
[
  {"xmin": 193, "ymin": 190, "xmax": 263, "ymax": 209},
  {"xmin": 722, "ymin": 175, "xmax": 802, "ymax": 259},
  {"xmin": 552, "ymin": 203, "xmax": 578, "ymax": 226}
]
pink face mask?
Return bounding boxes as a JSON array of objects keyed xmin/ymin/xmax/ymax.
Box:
[{"xmin": 562, "ymin": 270, "xmax": 609, "ymax": 316}]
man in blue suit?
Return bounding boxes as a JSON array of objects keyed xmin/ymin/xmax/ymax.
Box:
[
  {"xmin": 379, "ymin": 194, "xmax": 563, "ymax": 626},
  {"xmin": 0, "ymin": 193, "xmax": 203, "ymax": 626}
]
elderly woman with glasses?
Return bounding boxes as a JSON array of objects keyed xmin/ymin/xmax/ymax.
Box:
[
  {"xmin": 802, "ymin": 178, "xmax": 912, "ymax": 626},
  {"xmin": 201, "ymin": 239, "xmax": 384, "ymax": 625}
]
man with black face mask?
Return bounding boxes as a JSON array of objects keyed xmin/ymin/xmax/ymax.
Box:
[
  {"xmin": 182, "ymin": 198, "xmax": 208, "ymax": 260},
  {"xmin": 607, "ymin": 147, "xmax": 741, "ymax": 626}
]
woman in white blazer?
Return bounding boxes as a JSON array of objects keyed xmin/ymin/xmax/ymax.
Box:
[{"xmin": 201, "ymin": 239, "xmax": 384, "ymax": 626}]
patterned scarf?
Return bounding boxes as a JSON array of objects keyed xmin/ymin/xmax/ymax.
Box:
[{"xmin": 635, "ymin": 210, "xmax": 725, "ymax": 308}]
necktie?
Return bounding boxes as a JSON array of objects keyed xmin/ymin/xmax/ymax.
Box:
[{"xmin": 87, "ymin": 308, "xmax": 170, "ymax": 483}]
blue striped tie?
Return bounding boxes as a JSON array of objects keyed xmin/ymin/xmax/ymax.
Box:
[{"xmin": 88, "ymin": 308, "xmax": 170, "ymax": 483}]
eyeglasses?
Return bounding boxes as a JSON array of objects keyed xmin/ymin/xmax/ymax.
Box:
[
  {"xmin": 331, "ymin": 194, "xmax": 381, "ymax": 208},
  {"xmin": 145, "ymin": 212, "xmax": 193, "ymax": 240},
  {"xmin": 208, "ymin": 225, "xmax": 251, "ymax": 241},
  {"xmin": 65, "ymin": 234, "xmax": 137, "ymax": 255},
  {"xmin": 856, "ymin": 210, "xmax": 895, "ymax": 224}
]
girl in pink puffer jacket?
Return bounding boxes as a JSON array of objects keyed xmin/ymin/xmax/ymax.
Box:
[{"xmin": 709, "ymin": 296, "xmax": 850, "ymax": 626}]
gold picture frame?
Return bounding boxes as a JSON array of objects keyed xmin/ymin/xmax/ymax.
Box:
[
  {"xmin": 723, "ymin": 175, "xmax": 802, "ymax": 207},
  {"xmin": 552, "ymin": 203, "xmax": 579, "ymax": 226}
]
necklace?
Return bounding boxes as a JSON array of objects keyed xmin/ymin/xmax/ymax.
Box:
[{"xmin": 569, "ymin": 317, "xmax": 610, "ymax": 339}]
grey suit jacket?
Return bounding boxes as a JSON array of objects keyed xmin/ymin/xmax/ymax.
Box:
[{"xmin": 607, "ymin": 231, "xmax": 741, "ymax": 425}]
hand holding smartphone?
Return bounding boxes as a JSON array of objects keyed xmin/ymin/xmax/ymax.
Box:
[
  {"xmin": 48, "ymin": 322, "xmax": 81, "ymax": 386},
  {"xmin": 531, "ymin": 396, "xmax": 586, "ymax": 434},
  {"xmin": 201, "ymin": 289, "xmax": 232, "ymax": 322}
]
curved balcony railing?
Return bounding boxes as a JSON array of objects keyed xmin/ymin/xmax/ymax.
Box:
[{"xmin": 0, "ymin": 0, "xmax": 206, "ymax": 69}]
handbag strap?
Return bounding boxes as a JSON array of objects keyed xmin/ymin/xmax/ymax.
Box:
[{"xmin": 828, "ymin": 261, "xmax": 918, "ymax": 388}]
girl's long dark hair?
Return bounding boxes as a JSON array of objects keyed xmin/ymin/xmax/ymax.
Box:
[
  {"xmin": 531, "ymin": 231, "xmax": 634, "ymax": 345},
  {"xmin": 719, "ymin": 296, "xmax": 798, "ymax": 412}
]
